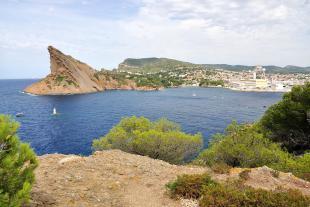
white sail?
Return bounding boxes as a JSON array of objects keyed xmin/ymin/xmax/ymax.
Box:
[{"xmin": 53, "ymin": 107, "xmax": 57, "ymax": 115}]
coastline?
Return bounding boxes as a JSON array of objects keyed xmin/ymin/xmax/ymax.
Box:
[
  {"xmin": 22, "ymin": 85, "xmax": 286, "ymax": 96},
  {"xmin": 228, "ymin": 87, "xmax": 289, "ymax": 93},
  {"xmin": 22, "ymin": 87, "xmax": 163, "ymax": 96},
  {"xmin": 183, "ymin": 85, "xmax": 288, "ymax": 93}
]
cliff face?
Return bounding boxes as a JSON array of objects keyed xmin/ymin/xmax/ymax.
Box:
[{"xmin": 24, "ymin": 46, "xmax": 155, "ymax": 95}]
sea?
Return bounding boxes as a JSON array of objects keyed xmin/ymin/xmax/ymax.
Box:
[{"xmin": 0, "ymin": 79, "xmax": 283, "ymax": 155}]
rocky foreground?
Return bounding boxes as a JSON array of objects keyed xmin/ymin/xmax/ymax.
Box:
[
  {"xmin": 28, "ymin": 150, "xmax": 310, "ymax": 207},
  {"xmin": 24, "ymin": 46, "xmax": 156, "ymax": 95}
]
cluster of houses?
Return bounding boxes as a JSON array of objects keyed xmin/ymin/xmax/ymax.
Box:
[
  {"xmin": 215, "ymin": 66, "xmax": 308, "ymax": 92},
  {"xmin": 118, "ymin": 65, "xmax": 309, "ymax": 91}
]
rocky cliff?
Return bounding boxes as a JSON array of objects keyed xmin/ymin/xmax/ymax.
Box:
[
  {"xmin": 24, "ymin": 46, "xmax": 156, "ymax": 95},
  {"xmin": 28, "ymin": 150, "xmax": 309, "ymax": 207}
]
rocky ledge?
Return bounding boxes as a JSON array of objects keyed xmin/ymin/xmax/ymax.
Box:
[
  {"xmin": 28, "ymin": 150, "xmax": 309, "ymax": 207},
  {"xmin": 24, "ymin": 46, "xmax": 158, "ymax": 95}
]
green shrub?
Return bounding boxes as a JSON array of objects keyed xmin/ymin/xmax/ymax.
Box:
[
  {"xmin": 195, "ymin": 121, "xmax": 310, "ymax": 181},
  {"xmin": 0, "ymin": 115, "xmax": 38, "ymax": 207},
  {"xmin": 260, "ymin": 82, "xmax": 310, "ymax": 154},
  {"xmin": 93, "ymin": 116, "xmax": 203, "ymax": 164},
  {"xmin": 195, "ymin": 121, "xmax": 288, "ymax": 168},
  {"xmin": 166, "ymin": 173, "xmax": 217, "ymax": 199},
  {"xmin": 270, "ymin": 153, "xmax": 310, "ymax": 181},
  {"xmin": 55, "ymin": 75, "xmax": 65, "ymax": 84},
  {"xmin": 199, "ymin": 79, "xmax": 225, "ymax": 87},
  {"xmin": 93, "ymin": 116, "xmax": 152, "ymax": 152},
  {"xmin": 210, "ymin": 163, "xmax": 231, "ymax": 174},
  {"xmin": 167, "ymin": 173, "xmax": 310, "ymax": 207},
  {"xmin": 200, "ymin": 184, "xmax": 310, "ymax": 207}
]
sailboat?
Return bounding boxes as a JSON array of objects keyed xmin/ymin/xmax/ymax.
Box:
[{"xmin": 52, "ymin": 107, "xmax": 57, "ymax": 115}]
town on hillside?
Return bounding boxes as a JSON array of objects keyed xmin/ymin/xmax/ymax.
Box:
[{"xmin": 117, "ymin": 65, "xmax": 309, "ymax": 92}]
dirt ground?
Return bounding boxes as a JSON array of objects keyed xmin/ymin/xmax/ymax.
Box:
[{"xmin": 28, "ymin": 150, "xmax": 310, "ymax": 207}]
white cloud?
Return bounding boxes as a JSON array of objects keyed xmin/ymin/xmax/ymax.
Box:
[
  {"xmin": 120, "ymin": 0, "xmax": 310, "ymax": 65},
  {"xmin": 0, "ymin": 0, "xmax": 310, "ymax": 78}
]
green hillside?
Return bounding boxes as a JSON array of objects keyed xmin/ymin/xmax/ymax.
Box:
[
  {"xmin": 117, "ymin": 57, "xmax": 310, "ymax": 74},
  {"xmin": 204, "ymin": 64, "xmax": 310, "ymax": 74},
  {"xmin": 118, "ymin": 57, "xmax": 197, "ymax": 73}
]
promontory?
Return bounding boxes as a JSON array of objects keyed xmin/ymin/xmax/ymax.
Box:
[{"xmin": 24, "ymin": 46, "xmax": 157, "ymax": 95}]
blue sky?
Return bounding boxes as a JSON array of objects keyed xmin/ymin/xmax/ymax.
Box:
[{"xmin": 1, "ymin": 0, "xmax": 310, "ymax": 79}]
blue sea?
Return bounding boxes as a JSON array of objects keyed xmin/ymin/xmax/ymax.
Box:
[{"xmin": 0, "ymin": 79, "xmax": 283, "ymax": 155}]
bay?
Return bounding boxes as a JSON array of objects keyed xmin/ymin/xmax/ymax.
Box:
[{"xmin": 0, "ymin": 79, "xmax": 283, "ymax": 155}]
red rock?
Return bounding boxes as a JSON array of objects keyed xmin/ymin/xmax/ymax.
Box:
[{"xmin": 24, "ymin": 46, "xmax": 157, "ymax": 95}]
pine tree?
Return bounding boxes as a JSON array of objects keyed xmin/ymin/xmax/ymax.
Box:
[
  {"xmin": 0, "ymin": 115, "xmax": 38, "ymax": 207},
  {"xmin": 261, "ymin": 82, "xmax": 310, "ymax": 154}
]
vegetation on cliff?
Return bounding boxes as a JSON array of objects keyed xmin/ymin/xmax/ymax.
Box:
[
  {"xmin": 199, "ymin": 79, "xmax": 225, "ymax": 87},
  {"xmin": 0, "ymin": 115, "xmax": 37, "ymax": 207},
  {"xmin": 203, "ymin": 64, "xmax": 310, "ymax": 74},
  {"xmin": 195, "ymin": 122, "xmax": 288, "ymax": 168},
  {"xmin": 118, "ymin": 57, "xmax": 310, "ymax": 74},
  {"xmin": 166, "ymin": 173, "xmax": 310, "ymax": 207},
  {"xmin": 260, "ymin": 83, "xmax": 310, "ymax": 154},
  {"xmin": 193, "ymin": 84, "xmax": 310, "ymax": 181},
  {"xmin": 92, "ymin": 116, "xmax": 203, "ymax": 164},
  {"xmin": 118, "ymin": 57, "xmax": 196, "ymax": 73},
  {"xmin": 194, "ymin": 122, "xmax": 310, "ymax": 181}
]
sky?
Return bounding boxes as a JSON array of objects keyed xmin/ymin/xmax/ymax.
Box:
[{"xmin": 0, "ymin": 0, "xmax": 310, "ymax": 79}]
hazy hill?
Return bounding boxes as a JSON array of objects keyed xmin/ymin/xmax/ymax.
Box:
[
  {"xmin": 117, "ymin": 57, "xmax": 310, "ymax": 74},
  {"xmin": 204, "ymin": 64, "xmax": 310, "ymax": 74}
]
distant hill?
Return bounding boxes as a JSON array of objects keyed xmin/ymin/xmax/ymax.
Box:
[
  {"xmin": 117, "ymin": 57, "xmax": 310, "ymax": 74},
  {"xmin": 204, "ymin": 64, "xmax": 310, "ymax": 74},
  {"xmin": 118, "ymin": 57, "xmax": 196, "ymax": 73}
]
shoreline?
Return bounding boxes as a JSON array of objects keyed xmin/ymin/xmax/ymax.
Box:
[
  {"xmin": 228, "ymin": 87, "xmax": 289, "ymax": 93},
  {"xmin": 180, "ymin": 85, "xmax": 287, "ymax": 93},
  {"xmin": 22, "ymin": 85, "xmax": 286, "ymax": 96},
  {"xmin": 22, "ymin": 87, "xmax": 162, "ymax": 96}
]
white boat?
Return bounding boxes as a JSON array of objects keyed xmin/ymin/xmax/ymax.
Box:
[
  {"xmin": 16, "ymin": 112, "xmax": 24, "ymax": 117},
  {"xmin": 192, "ymin": 93, "xmax": 197, "ymax": 97},
  {"xmin": 52, "ymin": 107, "xmax": 57, "ymax": 115}
]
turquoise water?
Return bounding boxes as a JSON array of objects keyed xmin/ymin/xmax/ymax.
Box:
[{"xmin": 0, "ymin": 79, "xmax": 283, "ymax": 155}]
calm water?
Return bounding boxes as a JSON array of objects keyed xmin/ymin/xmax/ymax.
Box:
[{"xmin": 0, "ymin": 79, "xmax": 283, "ymax": 155}]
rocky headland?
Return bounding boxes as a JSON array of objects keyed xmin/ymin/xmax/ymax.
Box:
[
  {"xmin": 24, "ymin": 46, "xmax": 157, "ymax": 95},
  {"xmin": 28, "ymin": 150, "xmax": 310, "ymax": 207}
]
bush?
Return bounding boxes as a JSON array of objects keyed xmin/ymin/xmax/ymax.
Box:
[
  {"xmin": 166, "ymin": 173, "xmax": 217, "ymax": 199},
  {"xmin": 200, "ymin": 184, "xmax": 310, "ymax": 207},
  {"xmin": 195, "ymin": 121, "xmax": 310, "ymax": 181},
  {"xmin": 167, "ymin": 173, "xmax": 310, "ymax": 207},
  {"xmin": 0, "ymin": 115, "xmax": 38, "ymax": 207},
  {"xmin": 270, "ymin": 153, "xmax": 310, "ymax": 181},
  {"xmin": 210, "ymin": 163, "xmax": 231, "ymax": 174},
  {"xmin": 93, "ymin": 116, "xmax": 203, "ymax": 164},
  {"xmin": 260, "ymin": 83, "xmax": 310, "ymax": 154},
  {"xmin": 195, "ymin": 121, "xmax": 288, "ymax": 168},
  {"xmin": 199, "ymin": 79, "xmax": 225, "ymax": 87}
]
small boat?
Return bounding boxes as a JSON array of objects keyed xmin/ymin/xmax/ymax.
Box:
[
  {"xmin": 16, "ymin": 112, "xmax": 24, "ymax": 117},
  {"xmin": 52, "ymin": 107, "xmax": 57, "ymax": 115},
  {"xmin": 192, "ymin": 93, "xmax": 197, "ymax": 97}
]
